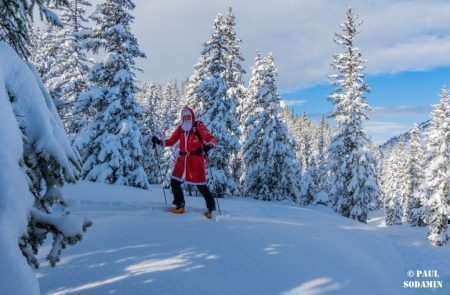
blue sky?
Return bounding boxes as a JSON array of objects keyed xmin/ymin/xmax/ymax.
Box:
[{"xmin": 282, "ymin": 66, "xmax": 449, "ymax": 144}]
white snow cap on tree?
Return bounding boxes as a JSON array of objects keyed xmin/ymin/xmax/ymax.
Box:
[
  {"xmin": 185, "ymin": 12, "xmax": 241, "ymax": 197},
  {"xmin": 327, "ymin": 8, "xmax": 379, "ymax": 223},
  {"xmin": 407, "ymin": 124, "xmax": 426, "ymax": 226},
  {"xmin": 31, "ymin": 0, "xmax": 92, "ymax": 137},
  {"xmin": 75, "ymin": 0, "xmax": 149, "ymax": 189},
  {"xmin": 0, "ymin": 42, "xmax": 86, "ymax": 295},
  {"xmin": 424, "ymin": 86, "xmax": 449, "ymax": 246},
  {"xmin": 241, "ymin": 52, "xmax": 302, "ymax": 201}
]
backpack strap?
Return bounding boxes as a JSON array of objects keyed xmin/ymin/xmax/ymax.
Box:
[
  {"xmin": 193, "ymin": 121, "xmax": 203, "ymax": 144},
  {"xmin": 178, "ymin": 121, "xmax": 203, "ymax": 144}
]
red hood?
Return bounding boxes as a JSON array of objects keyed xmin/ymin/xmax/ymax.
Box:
[
  {"xmin": 181, "ymin": 106, "xmax": 195, "ymax": 129},
  {"xmin": 180, "ymin": 106, "xmax": 195, "ymax": 123}
]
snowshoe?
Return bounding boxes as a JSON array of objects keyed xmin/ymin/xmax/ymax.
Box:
[
  {"xmin": 169, "ymin": 207, "xmax": 185, "ymax": 214},
  {"xmin": 204, "ymin": 211, "xmax": 213, "ymax": 219}
]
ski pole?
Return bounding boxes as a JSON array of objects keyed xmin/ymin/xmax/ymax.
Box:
[
  {"xmin": 153, "ymin": 142, "xmax": 168, "ymax": 205},
  {"xmin": 205, "ymin": 153, "xmax": 222, "ymax": 215}
]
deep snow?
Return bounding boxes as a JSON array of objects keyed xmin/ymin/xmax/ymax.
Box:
[{"xmin": 36, "ymin": 181, "xmax": 450, "ymax": 295}]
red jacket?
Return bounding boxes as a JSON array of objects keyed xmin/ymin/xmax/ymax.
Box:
[{"xmin": 163, "ymin": 107, "xmax": 218, "ymax": 185}]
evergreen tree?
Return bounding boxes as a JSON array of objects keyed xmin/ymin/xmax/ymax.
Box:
[
  {"xmin": 29, "ymin": 25, "xmax": 60, "ymax": 89},
  {"xmin": 223, "ymin": 7, "xmax": 245, "ymax": 121},
  {"xmin": 161, "ymin": 80, "xmax": 181, "ymax": 131},
  {"xmin": 280, "ymin": 107, "xmax": 297, "ymax": 135},
  {"xmin": 380, "ymin": 146, "xmax": 398, "ymax": 211},
  {"xmin": 75, "ymin": 0, "xmax": 149, "ymax": 189},
  {"xmin": 241, "ymin": 53, "xmax": 301, "ymax": 201},
  {"xmin": 185, "ymin": 13, "xmax": 240, "ymax": 197},
  {"xmin": 44, "ymin": 0, "xmax": 91, "ymax": 136},
  {"xmin": 367, "ymin": 141, "xmax": 382, "ymax": 210},
  {"xmin": 280, "ymin": 107, "xmax": 304, "ymax": 168},
  {"xmin": 299, "ymin": 160, "xmax": 316, "ymax": 205},
  {"xmin": 379, "ymin": 147, "xmax": 392, "ymax": 209},
  {"xmin": 397, "ymin": 142, "xmax": 411, "ymax": 223},
  {"xmin": 136, "ymin": 81, "xmax": 162, "ymax": 184},
  {"xmin": 137, "ymin": 82, "xmax": 163, "ymax": 134},
  {"xmin": 383, "ymin": 146, "xmax": 403, "ymax": 225},
  {"xmin": 0, "ymin": 0, "xmax": 67, "ymax": 59},
  {"xmin": 223, "ymin": 7, "xmax": 246, "ymax": 191},
  {"xmin": 1, "ymin": 36, "xmax": 90, "ymax": 295},
  {"xmin": 294, "ymin": 113, "xmax": 308, "ymax": 169},
  {"xmin": 313, "ymin": 115, "xmax": 331, "ymax": 204},
  {"xmin": 424, "ymin": 86, "xmax": 450, "ymax": 246},
  {"xmin": 297, "ymin": 115, "xmax": 316, "ymax": 205},
  {"xmin": 159, "ymin": 80, "xmax": 182, "ymax": 187},
  {"xmin": 300, "ymin": 113, "xmax": 314, "ymax": 172},
  {"xmin": 327, "ymin": 8, "xmax": 379, "ymax": 223},
  {"xmin": 238, "ymin": 51, "xmax": 264, "ymax": 128},
  {"xmin": 395, "ymin": 141, "xmax": 409, "ymax": 222},
  {"xmin": 407, "ymin": 124, "xmax": 426, "ymax": 226},
  {"xmin": 1, "ymin": 3, "xmax": 91, "ymax": 294}
]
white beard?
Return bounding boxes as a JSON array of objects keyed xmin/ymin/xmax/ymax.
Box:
[{"xmin": 182, "ymin": 121, "xmax": 192, "ymax": 131}]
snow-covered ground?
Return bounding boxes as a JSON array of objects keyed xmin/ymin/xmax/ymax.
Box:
[{"xmin": 37, "ymin": 181, "xmax": 450, "ymax": 295}]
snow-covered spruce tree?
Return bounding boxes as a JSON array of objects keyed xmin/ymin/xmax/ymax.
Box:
[
  {"xmin": 1, "ymin": 3, "xmax": 91, "ymax": 294},
  {"xmin": 397, "ymin": 142, "xmax": 411, "ymax": 222},
  {"xmin": 29, "ymin": 25, "xmax": 60, "ymax": 90},
  {"xmin": 136, "ymin": 81, "xmax": 162, "ymax": 184},
  {"xmin": 384, "ymin": 141, "xmax": 408, "ymax": 225},
  {"xmin": 75, "ymin": 0, "xmax": 149, "ymax": 188},
  {"xmin": 407, "ymin": 124, "xmax": 426, "ymax": 226},
  {"xmin": 43, "ymin": 0, "xmax": 91, "ymax": 137},
  {"xmin": 305, "ymin": 115, "xmax": 332, "ymax": 206},
  {"xmin": 159, "ymin": 80, "xmax": 182, "ymax": 188},
  {"xmin": 224, "ymin": 7, "xmax": 245, "ymax": 190},
  {"xmin": 289, "ymin": 113, "xmax": 305, "ymax": 167},
  {"xmin": 298, "ymin": 158, "xmax": 316, "ymax": 205},
  {"xmin": 298, "ymin": 114, "xmax": 318, "ymax": 205},
  {"xmin": 237, "ymin": 54, "xmax": 264, "ymax": 133},
  {"xmin": 223, "ymin": 7, "xmax": 246, "ymax": 190},
  {"xmin": 327, "ymin": 8, "xmax": 379, "ymax": 223},
  {"xmin": 0, "ymin": 0, "xmax": 67, "ymax": 59},
  {"xmin": 0, "ymin": 42, "xmax": 91, "ymax": 295},
  {"xmin": 424, "ymin": 86, "xmax": 450, "ymax": 246},
  {"xmin": 185, "ymin": 13, "xmax": 240, "ymax": 197},
  {"xmin": 241, "ymin": 53, "xmax": 301, "ymax": 201},
  {"xmin": 137, "ymin": 81, "xmax": 181, "ymax": 186},
  {"xmin": 315, "ymin": 115, "xmax": 331, "ymax": 193},
  {"xmin": 223, "ymin": 7, "xmax": 245, "ymax": 122},
  {"xmin": 137, "ymin": 82, "xmax": 163, "ymax": 133},
  {"xmin": 280, "ymin": 109, "xmax": 331, "ymax": 206},
  {"xmin": 379, "ymin": 146, "xmax": 394, "ymax": 210},
  {"xmin": 280, "ymin": 106, "xmax": 297, "ymax": 135},
  {"xmin": 280, "ymin": 107, "xmax": 304, "ymax": 164},
  {"xmin": 367, "ymin": 141, "xmax": 382, "ymax": 210},
  {"xmin": 379, "ymin": 147, "xmax": 391, "ymax": 208},
  {"xmin": 161, "ymin": 80, "xmax": 182, "ymax": 132},
  {"xmin": 298, "ymin": 113, "xmax": 315, "ymax": 172}
]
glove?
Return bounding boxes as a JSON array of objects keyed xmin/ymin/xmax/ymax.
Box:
[
  {"xmin": 203, "ymin": 144, "xmax": 213, "ymax": 153},
  {"xmin": 151, "ymin": 136, "xmax": 162, "ymax": 146}
]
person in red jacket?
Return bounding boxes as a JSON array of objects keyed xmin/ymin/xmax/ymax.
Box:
[{"xmin": 152, "ymin": 106, "xmax": 218, "ymax": 218}]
